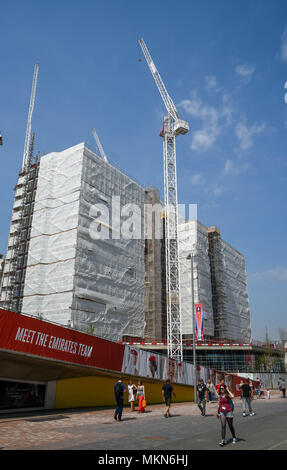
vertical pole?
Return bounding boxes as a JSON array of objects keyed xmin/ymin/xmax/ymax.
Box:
[{"xmin": 190, "ymin": 253, "xmax": 197, "ymax": 403}]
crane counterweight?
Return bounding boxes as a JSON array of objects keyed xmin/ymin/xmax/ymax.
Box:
[{"xmin": 174, "ymin": 119, "xmax": 189, "ymax": 136}]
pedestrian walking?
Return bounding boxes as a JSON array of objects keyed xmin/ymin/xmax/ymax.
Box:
[
  {"xmin": 162, "ymin": 379, "xmax": 176, "ymax": 417},
  {"xmin": 128, "ymin": 380, "xmax": 137, "ymax": 412},
  {"xmin": 217, "ymin": 384, "xmax": 238, "ymax": 446},
  {"xmin": 137, "ymin": 380, "xmax": 146, "ymax": 413},
  {"xmin": 216, "ymin": 377, "xmax": 225, "ymax": 396},
  {"xmin": 267, "ymin": 388, "xmax": 271, "ymax": 399},
  {"xmin": 197, "ymin": 379, "xmax": 208, "ymax": 416},
  {"xmin": 216, "ymin": 376, "xmax": 232, "ymax": 397},
  {"xmin": 248, "ymin": 379, "xmax": 255, "ymax": 398},
  {"xmin": 280, "ymin": 378, "xmax": 286, "ymax": 398},
  {"xmin": 240, "ymin": 379, "xmax": 255, "ymax": 416},
  {"xmin": 256, "ymin": 377, "xmax": 263, "ymax": 398},
  {"xmin": 113, "ymin": 377, "xmax": 127, "ymax": 422},
  {"xmin": 206, "ymin": 379, "xmax": 216, "ymax": 402}
]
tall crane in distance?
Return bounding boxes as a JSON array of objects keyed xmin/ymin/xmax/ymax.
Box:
[
  {"xmin": 1, "ymin": 63, "xmax": 40, "ymax": 312},
  {"xmin": 92, "ymin": 128, "xmax": 108, "ymax": 162},
  {"xmin": 22, "ymin": 63, "xmax": 39, "ymax": 170},
  {"xmin": 139, "ymin": 38, "xmax": 189, "ymax": 362}
]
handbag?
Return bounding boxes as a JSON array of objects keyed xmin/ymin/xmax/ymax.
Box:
[{"xmin": 142, "ymin": 399, "xmax": 147, "ymax": 408}]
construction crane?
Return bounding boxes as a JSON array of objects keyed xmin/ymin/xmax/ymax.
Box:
[
  {"xmin": 1, "ymin": 64, "xmax": 40, "ymax": 312},
  {"xmin": 139, "ymin": 38, "xmax": 189, "ymax": 363},
  {"xmin": 92, "ymin": 128, "xmax": 108, "ymax": 162},
  {"xmin": 22, "ymin": 63, "xmax": 39, "ymax": 170}
]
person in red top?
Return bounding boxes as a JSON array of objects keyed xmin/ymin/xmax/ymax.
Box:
[
  {"xmin": 217, "ymin": 384, "xmax": 238, "ymax": 446},
  {"xmin": 216, "ymin": 377, "xmax": 225, "ymax": 396},
  {"xmin": 216, "ymin": 377, "xmax": 233, "ymax": 397}
]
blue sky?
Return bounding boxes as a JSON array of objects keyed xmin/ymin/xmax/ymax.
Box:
[{"xmin": 0, "ymin": 0, "xmax": 286, "ymax": 341}]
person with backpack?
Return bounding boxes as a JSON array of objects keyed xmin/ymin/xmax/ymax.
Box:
[
  {"xmin": 113, "ymin": 378, "xmax": 127, "ymax": 421},
  {"xmin": 217, "ymin": 384, "xmax": 237, "ymax": 446}
]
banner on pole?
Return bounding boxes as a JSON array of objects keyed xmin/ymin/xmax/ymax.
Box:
[{"xmin": 195, "ymin": 303, "xmax": 204, "ymax": 341}]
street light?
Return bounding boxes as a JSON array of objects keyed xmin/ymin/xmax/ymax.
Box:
[{"xmin": 187, "ymin": 253, "xmax": 197, "ymax": 403}]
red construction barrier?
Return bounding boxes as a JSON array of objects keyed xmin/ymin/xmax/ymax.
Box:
[{"xmin": 0, "ymin": 308, "xmax": 125, "ymax": 373}]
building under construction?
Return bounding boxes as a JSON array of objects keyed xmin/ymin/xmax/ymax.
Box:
[
  {"xmin": 143, "ymin": 187, "xmax": 166, "ymax": 341},
  {"xmin": 0, "ymin": 61, "xmax": 251, "ymax": 347},
  {"xmin": 16, "ymin": 143, "xmax": 147, "ymax": 342},
  {"xmin": 0, "ymin": 145, "xmax": 252, "ymax": 345},
  {"xmin": 179, "ymin": 221, "xmax": 251, "ymax": 344},
  {"xmin": 208, "ymin": 226, "xmax": 251, "ymax": 342}
]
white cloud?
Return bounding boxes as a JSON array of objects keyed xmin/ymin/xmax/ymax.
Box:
[
  {"xmin": 212, "ymin": 184, "xmax": 225, "ymax": 196},
  {"xmin": 221, "ymin": 92, "xmax": 233, "ymax": 126},
  {"xmin": 204, "ymin": 75, "xmax": 217, "ymax": 90},
  {"xmin": 235, "ymin": 63, "xmax": 255, "ymax": 82},
  {"xmin": 249, "ymin": 267, "xmax": 287, "ymax": 282},
  {"xmin": 191, "ymin": 173, "xmax": 205, "ymax": 185},
  {"xmin": 179, "ymin": 94, "xmax": 202, "ymax": 117},
  {"xmin": 203, "ymin": 181, "xmax": 229, "ymax": 198},
  {"xmin": 191, "ymin": 128, "xmax": 219, "ymax": 152},
  {"xmin": 179, "ymin": 91, "xmax": 233, "ymax": 152},
  {"xmin": 222, "ymin": 159, "xmax": 250, "ymax": 176},
  {"xmin": 235, "ymin": 120, "xmax": 266, "ymax": 150},
  {"xmin": 281, "ymin": 26, "xmax": 287, "ymax": 62}
]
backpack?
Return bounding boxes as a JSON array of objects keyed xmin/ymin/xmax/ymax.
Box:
[
  {"xmin": 229, "ymin": 398, "xmax": 234, "ymax": 411},
  {"xmin": 115, "ymin": 382, "xmax": 123, "ymax": 397}
]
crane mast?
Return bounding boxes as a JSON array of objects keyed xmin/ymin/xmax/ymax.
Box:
[
  {"xmin": 0, "ymin": 64, "xmax": 40, "ymax": 312},
  {"xmin": 22, "ymin": 63, "xmax": 39, "ymax": 170},
  {"xmin": 92, "ymin": 128, "xmax": 108, "ymax": 162},
  {"xmin": 139, "ymin": 38, "xmax": 189, "ymax": 362}
]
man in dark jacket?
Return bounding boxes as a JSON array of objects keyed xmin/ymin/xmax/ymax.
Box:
[
  {"xmin": 197, "ymin": 379, "xmax": 208, "ymax": 416},
  {"xmin": 114, "ymin": 378, "xmax": 126, "ymax": 421}
]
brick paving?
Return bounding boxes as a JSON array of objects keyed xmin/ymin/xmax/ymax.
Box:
[{"xmin": 0, "ymin": 392, "xmax": 284, "ymax": 450}]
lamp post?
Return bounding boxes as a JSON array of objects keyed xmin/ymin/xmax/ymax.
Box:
[{"xmin": 187, "ymin": 253, "xmax": 197, "ymax": 403}]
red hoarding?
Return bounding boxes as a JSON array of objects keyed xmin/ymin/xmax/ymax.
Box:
[{"xmin": 0, "ymin": 309, "xmax": 124, "ymax": 373}]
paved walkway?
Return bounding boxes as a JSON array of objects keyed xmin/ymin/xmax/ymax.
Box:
[{"xmin": 0, "ymin": 392, "xmax": 285, "ymax": 451}]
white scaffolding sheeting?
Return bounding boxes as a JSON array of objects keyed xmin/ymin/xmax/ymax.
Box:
[
  {"xmin": 72, "ymin": 146, "xmax": 146, "ymax": 341},
  {"xmin": 179, "ymin": 220, "xmax": 215, "ymax": 337},
  {"xmin": 21, "ymin": 145, "xmax": 82, "ymax": 322},
  {"xmin": 22, "ymin": 143, "xmax": 146, "ymax": 341},
  {"xmin": 220, "ymin": 240, "xmax": 251, "ymax": 342}
]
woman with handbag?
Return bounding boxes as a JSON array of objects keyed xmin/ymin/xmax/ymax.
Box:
[
  {"xmin": 137, "ymin": 380, "xmax": 146, "ymax": 413},
  {"xmin": 217, "ymin": 384, "xmax": 238, "ymax": 446}
]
